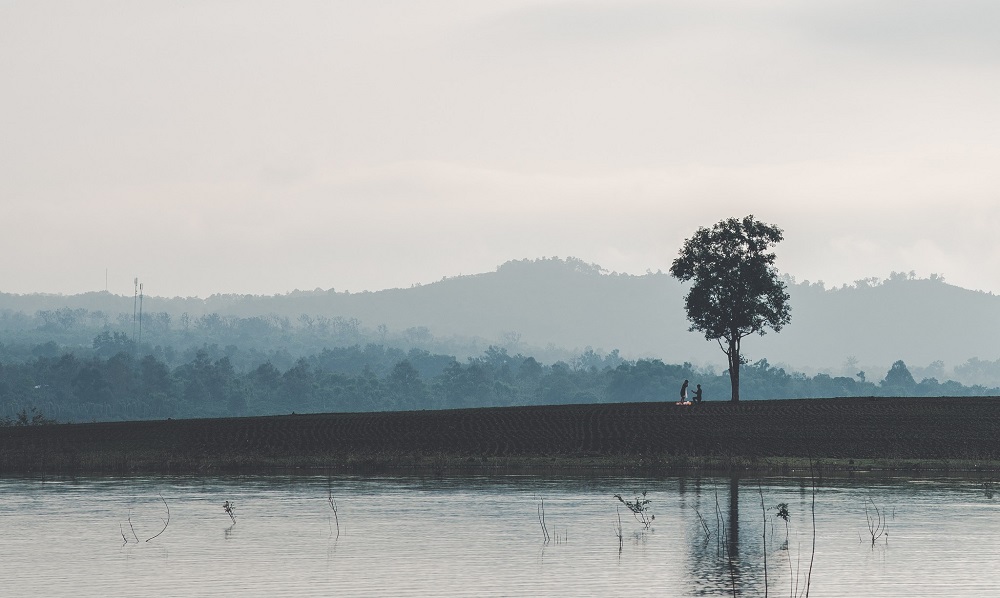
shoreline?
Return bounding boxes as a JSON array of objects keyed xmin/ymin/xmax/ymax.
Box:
[{"xmin": 2, "ymin": 396, "xmax": 999, "ymax": 475}]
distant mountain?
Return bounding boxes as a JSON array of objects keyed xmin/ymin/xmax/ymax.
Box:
[{"xmin": 2, "ymin": 258, "xmax": 998, "ymax": 377}]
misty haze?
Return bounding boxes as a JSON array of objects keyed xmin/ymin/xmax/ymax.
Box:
[
  {"xmin": 3, "ymin": 2, "xmax": 1000, "ymax": 597},
  {"xmin": 1, "ymin": 257, "xmax": 999, "ymax": 422}
]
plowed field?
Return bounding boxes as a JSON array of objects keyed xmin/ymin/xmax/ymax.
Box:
[{"xmin": 2, "ymin": 396, "xmax": 999, "ymax": 473}]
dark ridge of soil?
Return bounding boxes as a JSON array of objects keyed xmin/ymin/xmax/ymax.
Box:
[{"xmin": 2, "ymin": 396, "xmax": 999, "ymax": 474}]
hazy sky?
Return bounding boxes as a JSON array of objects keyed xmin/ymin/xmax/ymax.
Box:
[{"xmin": 3, "ymin": 1, "xmax": 999, "ymax": 298}]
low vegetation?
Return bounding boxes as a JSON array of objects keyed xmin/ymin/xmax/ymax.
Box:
[{"xmin": 614, "ymin": 491, "xmax": 654, "ymax": 530}]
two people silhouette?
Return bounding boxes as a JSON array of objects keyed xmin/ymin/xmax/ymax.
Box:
[{"xmin": 679, "ymin": 379, "xmax": 702, "ymax": 404}]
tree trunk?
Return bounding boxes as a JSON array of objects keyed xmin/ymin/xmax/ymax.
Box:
[{"xmin": 727, "ymin": 334, "xmax": 741, "ymax": 402}]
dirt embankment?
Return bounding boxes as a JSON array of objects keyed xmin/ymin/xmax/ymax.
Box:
[{"xmin": 2, "ymin": 396, "xmax": 999, "ymax": 474}]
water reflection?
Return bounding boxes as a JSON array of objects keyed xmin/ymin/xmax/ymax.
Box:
[
  {"xmin": 677, "ymin": 472, "xmax": 822, "ymax": 597},
  {"xmin": 1, "ymin": 472, "xmax": 997, "ymax": 597}
]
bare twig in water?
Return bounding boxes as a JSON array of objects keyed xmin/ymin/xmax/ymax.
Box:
[
  {"xmin": 795, "ymin": 544, "xmax": 801, "ymax": 598},
  {"xmin": 695, "ymin": 508, "xmax": 712, "ymax": 541},
  {"xmin": 714, "ymin": 490, "xmax": 723, "ymax": 555},
  {"xmin": 864, "ymin": 498, "xmax": 887, "ymax": 548},
  {"xmin": 804, "ymin": 459, "xmax": 816, "ymax": 598},
  {"xmin": 223, "ymin": 500, "xmax": 237, "ymax": 524},
  {"xmin": 613, "ymin": 507, "xmax": 623, "ymax": 553},
  {"xmin": 537, "ymin": 498, "xmax": 550, "ymax": 543},
  {"xmin": 328, "ymin": 488, "xmax": 340, "ymax": 539},
  {"xmin": 774, "ymin": 503, "xmax": 792, "ymax": 597},
  {"xmin": 146, "ymin": 493, "xmax": 170, "ymax": 542},
  {"xmin": 759, "ymin": 482, "xmax": 768, "ymax": 598},
  {"xmin": 613, "ymin": 491, "xmax": 654, "ymax": 530},
  {"xmin": 127, "ymin": 509, "xmax": 139, "ymax": 543}
]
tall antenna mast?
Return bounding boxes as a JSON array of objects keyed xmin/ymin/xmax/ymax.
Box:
[
  {"xmin": 132, "ymin": 277, "xmax": 139, "ymax": 347},
  {"xmin": 137, "ymin": 282, "xmax": 144, "ymax": 354}
]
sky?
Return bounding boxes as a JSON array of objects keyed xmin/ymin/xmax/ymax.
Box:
[{"xmin": 2, "ymin": 1, "xmax": 999, "ymax": 298}]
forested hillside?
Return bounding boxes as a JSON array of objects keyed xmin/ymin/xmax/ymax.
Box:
[
  {"xmin": 5, "ymin": 255, "xmax": 1000, "ymax": 423},
  {"xmin": 2, "ymin": 258, "xmax": 1000, "ymax": 384}
]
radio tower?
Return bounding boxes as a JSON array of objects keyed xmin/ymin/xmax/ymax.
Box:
[
  {"xmin": 137, "ymin": 282, "xmax": 144, "ymax": 354},
  {"xmin": 132, "ymin": 277, "xmax": 139, "ymax": 349}
]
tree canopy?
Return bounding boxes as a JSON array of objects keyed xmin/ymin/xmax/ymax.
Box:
[{"xmin": 669, "ymin": 215, "xmax": 791, "ymax": 401}]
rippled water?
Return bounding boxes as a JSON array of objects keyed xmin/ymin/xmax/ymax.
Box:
[{"xmin": 2, "ymin": 472, "xmax": 997, "ymax": 596}]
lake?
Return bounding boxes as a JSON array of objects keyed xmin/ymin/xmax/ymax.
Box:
[{"xmin": 1, "ymin": 471, "xmax": 996, "ymax": 596}]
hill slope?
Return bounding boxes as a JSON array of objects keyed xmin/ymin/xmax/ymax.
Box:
[{"xmin": 2, "ymin": 259, "xmax": 998, "ymax": 374}]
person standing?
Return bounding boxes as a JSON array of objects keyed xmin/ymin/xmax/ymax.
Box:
[{"xmin": 680, "ymin": 379, "xmax": 689, "ymax": 402}]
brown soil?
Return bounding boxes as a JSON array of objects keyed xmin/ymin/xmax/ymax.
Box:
[{"xmin": 2, "ymin": 396, "xmax": 999, "ymax": 474}]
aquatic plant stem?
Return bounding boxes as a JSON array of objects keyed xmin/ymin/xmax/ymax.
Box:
[
  {"xmin": 695, "ymin": 508, "xmax": 711, "ymax": 540},
  {"xmin": 759, "ymin": 482, "xmax": 768, "ymax": 597},
  {"xmin": 128, "ymin": 509, "xmax": 139, "ymax": 543},
  {"xmin": 614, "ymin": 507, "xmax": 623, "ymax": 553},
  {"xmin": 804, "ymin": 459, "xmax": 816, "ymax": 597},
  {"xmin": 146, "ymin": 493, "xmax": 170, "ymax": 542},
  {"xmin": 537, "ymin": 498, "xmax": 550, "ymax": 543},
  {"xmin": 328, "ymin": 488, "xmax": 340, "ymax": 540}
]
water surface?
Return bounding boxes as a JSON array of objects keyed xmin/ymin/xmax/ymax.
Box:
[{"xmin": 2, "ymin": 472, "xmax": 996, "ymax": 596}]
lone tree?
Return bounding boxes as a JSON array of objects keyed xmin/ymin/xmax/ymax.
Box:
[{"xmin": 669, "ymin": 215, "xmax": 791, "ymax": 402}]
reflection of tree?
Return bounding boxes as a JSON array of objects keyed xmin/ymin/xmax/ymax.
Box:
[
  {"xmin": 683, "ymin": 473, "xmax": 772, "ymax": 597},
  {"xmin": 726, "ymin": 474, "xmax": 740, "ymax": 594},
  {"xmin": 683, "ymin": 473, "xmax": 819, "ymax": 597},
  {"xmin": 728, "ymin": 475, "xmax": 740, "ymax": 560}
]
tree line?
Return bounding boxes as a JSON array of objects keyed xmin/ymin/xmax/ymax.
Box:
[
  {"xmin": 0, "ymin": 306, "xmax": 570, "ymax": 372},
  {"xmin": 1, "ymin": 341, "xmax": 994, "ymax": 424}
]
